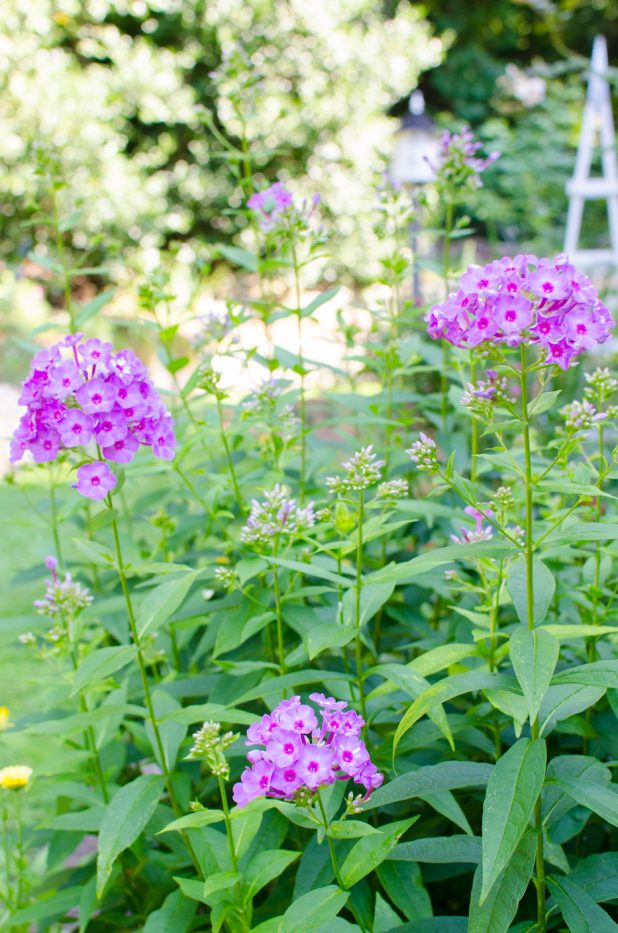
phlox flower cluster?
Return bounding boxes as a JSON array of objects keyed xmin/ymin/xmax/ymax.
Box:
[
  {"xmin": 240, "ymin": 485, "xmax": 315, "ymax": 547},
  {"xmin": 450, "ymin": 506, "xmax": 494, "ymax": 545},
  {"xmin": 232, "ymin": 694, "xmax": 383, "ymax": 808},
  {"xmin": 326, "ymin": 445, "xmax": 384, "ymax": 494},
  {"xmin": 248, "ymin": 182, "xmax": 295, "ymax": 230},
  {"xmin": 461, "ymin": 370, "xmax": 510, "ymax": 419},
  {"xmin": 248, "ymin": 182, "xmax": 322, "ymax": 238},
  {"xmin": 562, "ymin": 400, "xmax": 607, "ymax": 435},
  {"xmin": 425, "ymin": 254, "xmax": 614, "ymax": 369},
  {"xmin": 241, "ymin": 378, "xmax": 300, "ymax": 440},
  {"xmin": 33, "ymin": 556, "xmax": 92, "ymax": 619},
  {"xmin": 431, "ymin": 126, "xmax": 500, "ymax": 194},
  {"xmin": 11, "ymin": 334, "xmax": 175, "ymax": 499},
  {"xmin": 407, "ymin": 433, "xmax": 439, "ymax": 473}
]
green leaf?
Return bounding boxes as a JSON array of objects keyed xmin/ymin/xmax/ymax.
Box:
[
  {"xmin": 268, "ymin": 556, "xmax": 353, "ymax": 588},
  {"xmin": 539, "ymin": 685, "xmax": 605, "ymax": 736},
  {"xmin": 552, "ymin": 660, "xmax": 618, "ymax": 689},
  {"xmin": 307, "ymin": 623, "xmax": 356, "ymax": 660},
  {"xmin": 393, "ymin": 672, "xmax": 516, "ymax": 757},
  {"xmin": 218, "ymin": 244, "xmax": 258, "ymax": 272},
  {"xmin": 145, "ymin": 690, "xmax": 186, "ymax": 771},
  {"xmin": 469, "ymin": 831, "xmax": 536, "ymax": 933},
  {"xmin": 506, "ymin": 557, "xmax": 555, "ymax": 627},
  {"xmin": 75, "ymin": 289, "xmax": 115, "ymax": 326},
  {"xmin": 340, "ymin": 818, "xmax": 418, "ymax": 888},
  {"xmin": 158, "ymin": 809, "xmax": 224, "ymax": 834},
  {"xmin": 137, "ymin": 571, "xmax": 198, "ymax": 638},
  {"xmin": 509, "ymin": 626, "xmax": 559, "ymax": 722},
  {"xmin": 369, "ymin": 542, "xmax": 517, "ymax": 586},
  {"xmin": 243, "ymin": 849, "xmax": 300, "ymax": 902},
  {"xmin": 72, "ymin": 537, "xmax": 114, "ymax": 567},
  {"xmin": 327, "ymin": 820, "xmax": 381, "ymax": 839},
  {"xmin": 569, "ymin": 853, "xmax": 618, "ymax": 903},
  {"xmin": 279, "ymin": 885, "xmax": 349, "ymax": 932},
  {"xmin": 342, "ymin": 582, "xmax": 395, "ymax": 629},
  {"xmin": 480, "ymin": 737, "xmax": 546, "ymax": 903},
  {"xmin": 71, "ymin": 645, "xmax": 137, "ymax": 696},
  {"xmin": 96, "ymin": 775, "xmax": 164, "ymax": 896},
  {"xmin": 390, "ymin": 835, "xmax": 481, "ymax": 864},
  {"xmin": 547, "ymin": 777, "xmax": 618, "ymax": 827},
  {"xmin": 542, "ymin": 522, "xmax": 618, "ymax": 547},
  {"xmin": 143, "ymin": 890, "xmax": 196, "ymax": 933},
  {"xmin": 203, "ymin": 871, "xmax": 240, "ymax": 899},
  {"xmin": 300, "ymin": 286, "xmax": 340, "ymax": 318},
  {"xmin": 547, "ymin": 875, "xmax": 618, "ymax": 933},
  {"xmin": 376, "ymin": 861, "xmax": 432, "ymax": 921},
  {"xmin": 233, "ymin": 670, "xmax": 355, "ymax": 706},
  {"xmin": 5, "ymin": 886, "xmax": 85, "ymax": 927},
  {"xmin": 365, "ymin": 761, "xmax": 493, "ymax": 810},
  {"xmin": 527, "ymin": 389, "xmax": 561, "ymax": 417}
]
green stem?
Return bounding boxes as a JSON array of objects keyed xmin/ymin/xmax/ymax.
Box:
[
  {"xmin": 49, "ymin": 474, "xmax": 64, "ymax": 571},
  {"xmin": 317, "ymin": 793, "xmax": 345, "ymax": 889},
  {"xmin": 354, "ymin": 491, "xmax": 368, "ymax": 730},
  {"xmin": 440, "ymin": 199, "xmax": 453, "ymax": 430},
  {"xmin": 469, "ymin": 352, "xmax": 478, "ymax": 482},
  {"xmin": 216, "ymin": 396, "xmax": 243, "ymax": 511},
  {"xmin": 13, "ymin": 793, "xmax": 23, "ymax": 910},
  {"xmin": 520, "ymin": 346, "xmax": 546, "ymax": 932},
  {"xmin": 68, "ymin": 645, "xmax": 109, "ymax": 803},
  {"xmin": 107, "ymin": 498, "xmax": 202, "ymax": 876},
  {"xmin": 291, "ymin": 244, "xmax": 306, "ymax": 502},
  {"xmin": 272, "ymin": 543, "xmax": 286, "ymax": 675},
  {"xmin": 1, "ymin": 804, "xmax": 13, "ymax": 911},
  {"xmin": 218, "ymin": 776, "xmax": 239, "ymax": 874},
  {"xmin": 173, "ymin": 462, "xmax": 208, "ymax": 512}
]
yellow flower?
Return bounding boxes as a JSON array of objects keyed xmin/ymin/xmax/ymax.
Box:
[
  {"xmin": 0, "ymin": 708, "xmax": 10, "ymax": 731},
  {"xmin": 0, "ymin": 766, "xmax": 32, "ymax": 790}
]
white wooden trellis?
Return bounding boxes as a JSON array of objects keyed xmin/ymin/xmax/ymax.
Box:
[{"xmin": 564, "ymin": 35, "xmax": 618, "ymax": 269}]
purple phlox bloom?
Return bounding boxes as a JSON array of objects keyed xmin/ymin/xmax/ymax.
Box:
[
  {"xmin": 72, "ymin": 461, "xmax": 117, "ymax": 501},
  {"xmin": 278, "ymin": 702, "xmax": 319, "ymax": 734},
  {"xmin": 424, "ymin": 253, "xmax": 614, "ymax": 367},
  {"xmin": 247, "ymin": 182, "xmax": 294, "ymax": 230},
  {"xmin": 75, "ymin": 377, "xmax": 116, "ymax": 415},
  {"xmin": 296, "ymin": 744, "xmax": 335, "ymax": 789},
  {"xmin": 47, "ymin": 361, "xmax": 84, "ymax": 399},
  {"xmin": 151, "ymin": 418, "xmax": 176, "ymax": 461},
  {"xmin": 267, "ymin": 730, "xmax": 303, "ymax": 767},
  {"xmin": 58, "ymin": 409, "xmax": 94, "ymax": 447},
  {"xmin": 30, "ymin": 427, "xmax": 60, "ymax": 463},
  {"xmin": 93, "ymin": 409, "xmax": 128, "ymax": 447},
  {"xmin": 232, "ymin": 760, "xmax": 274, "ymax": 807},
  {"xmin": 78, "ymin": 338, "xmax": 113, "ymax": 368},
  {"xmin": 232, "ymin": 694, "xmax": 382, "ymax": 808},
  {"xmin": 332, "ymin": 734, "xmax": 370, "ymax": 776},
  {"xmin": 60, "ymin": 333, "xmax": 84, "ymax": 348},
  {"xmin": 102, "ymin": 433, "xmax": 139, "ymax": 464}
]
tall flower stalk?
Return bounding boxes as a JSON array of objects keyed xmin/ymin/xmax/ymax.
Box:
[{"xmin": 519, "ymin": 348, "xmax": 546, "ymax": 930}]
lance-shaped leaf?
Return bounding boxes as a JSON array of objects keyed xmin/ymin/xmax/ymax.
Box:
[
  {"xmin": 551, "ymin": 659, "xmax": 618, "ymax": 689},
  {"xmin": 393, "ymin": 671, "xmax": 517, "ymax": 757},
  {"xmin": 137, "ymin": 571, "xmax": 199, "ymax": 638},
  {"xmin": 364, "ymin": 761, "xmax": 493, "ymax": 810},
  {"xmin": 480, "ymin": 737, "xmax": 546, "ymax": 903},
  {"xmin": 340, "ymin": 817, "xmax": 417, "ymax": 888},
  {"xmin": 96, "ymin": 775, "xmax": 164, "ymax": 896},
  {"xmin": 71, "ymin": 645, "xmax": 137, "ymax": 696},
  {"xmin": 509, "ymin": 626, "xmax": 559, "ymax": 723},
  {"xmin": 547, "ymin": 875, "xmax": 618, "ymax": 933},
  {"xmin": 506, "ymin": 557, "xmax": 555, "ymax": 627},
  {"xmin": 470, "ymin": 831, "xmax": 536, "ymax": 933}
]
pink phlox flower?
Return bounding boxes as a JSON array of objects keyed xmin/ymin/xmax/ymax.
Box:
[
  {"xmin": 266, "ymin": 730, "xmax": 303, "ymax": 768},
  {"xmin": 278, "ymin": 702, "xmax": 319, "ymax": 734},
  {"xmin": 93, "ymin": 409, "xmax": 129, "ymax": 447},
  {"xmin": 72, "ymin": 461, "xmax": 117, "ymax": 501},
  {"xmin": 296, "ymin": 743, "xmax": 335, "ymax": 789},
  {"xmin": 332, "ymin": 734, "xmax": 370, "ymax": 776},
  {"xmin": 75, "ymin": 377, "xmax": 116, "ymax": 415},
  {"xmin": 246, "ymin": 713, "xmax": 280, "ymax": 745},
  {"xmin": 102, "ymin": 433, "xmax": 139, "ymax": 464},
  {"xmin": 58, "ymin": 409, "xmax": 94, "ymax": 447},
  {"xmin": 47, "ymin": 361, "xmax": 84, "ymax": 399},
  {"xmin": 30, "ymin": 427, "xmax": 60, "ymax": 463},
  {"xmin": 78, "ymin": 338, "xmax": 113, "ymax": 368}
]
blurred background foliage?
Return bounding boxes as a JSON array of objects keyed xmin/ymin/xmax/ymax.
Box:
[{"xmin": 0, "ymin": 0, "xmax": 618, "ymax": 343}]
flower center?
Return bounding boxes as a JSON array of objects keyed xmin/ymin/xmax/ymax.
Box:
[
  {"xmin": 342, "ymin": 751, "xmax": 353, "ymax": 762},
  {"xmin": 284, "ymin": 769, "xmax": 296, "ymax": 782},
  {"xmin": 576, "ymin": 323, "xmax": 586, "ymax": 334},
  {"xmin": 91, "ymin": 476, "xmax": 100, "ymax": 486},
  {"xmin": 259, "ymin": 776, "xmax": 269, "ymax": 788},
  {"xmin": 283, "ymin": 743, "xmax": 294, "ymax": 755},
  {"xmin": 72, "ymin": 424, "xmax": 82, "ymax": 434},
  {"xmin": 542, "ymin": 282, "xmax": 554, "ymax": 293},
  {"xmin": 307, "ymin": 760, "xmax": 319, "ymax": 772},
  {"xmin": 505, "ymin": 310, "xmax": 516, "ymax": 322},
  {"xmin": 92, "ymin": 393, "xmax": 102, "ymax": 405}
]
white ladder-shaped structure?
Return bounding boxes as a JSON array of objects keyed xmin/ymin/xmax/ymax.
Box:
[{"xmin": 564, "ymin": 35, "xmax": 618, "ymax": 269}]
